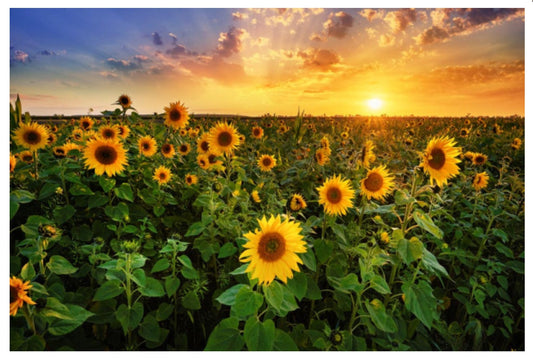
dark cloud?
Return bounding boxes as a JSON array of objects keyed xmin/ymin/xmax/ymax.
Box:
[
  {"xmin": 166, "ymin": 44, "xmax": 188, "ymax": 58},
  {"xmin": 359, "ymin": 9, "xmax": 384, "ymax": 22},
  {"xmin": 152, "ymin": 32, "xmax": 163, "ymax": 46},
  {"xmin": 106, "ymin": 57, "xmax": 142, "ymax": 72},
  {"xmin": 384, "ymin": 8, "xmax": 418, "ymax": 33},
  {"xmin": 216, "ymin": 27, "xmax": 246, "ymax": 57},
  {"xmin": 298, "ymin": 48, "xmax": 340, "ymax": 71},
  {"xmin": 324, "ymin": 11, "xmax": 354, "ymax": 39}
]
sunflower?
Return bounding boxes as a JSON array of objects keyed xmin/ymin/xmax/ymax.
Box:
[
  {"xmin": 197, "ymin": 133, "xmax": 211, "ymax": 154},
  {"xmin": 10, "ymin": 153, "xmax": 16, "ymax": 173},
  {"xmin": 13, "ymin": 122, "xmax": 50, "ymax": 151},
  {"xmin": 10, "ymin": 276, "xmax": 36, "ymax": 316},
  {"xmin": 459, "ymin": 128, "xmax": 469, "ymax": 137},
  {"xmin": 207, "ymin": 122, "xmax": 241, "ymax": 154},
  {"xmin": 463, "ymin": 151, "xmax": 474, "ymax": 161},
  {"xmin": 279, "ymin": 124, "xmax": 289, "ymax": 134},
  {"xmin": 341, "ymin": 131, "xmax": 349, "ymax": 139},
  {"xmin": 251, "ymin": 190, "xmax": 262, "ymax": 203},
  {"xmin": 153, "ymin": 166, "xmax": 172, "ymax": 185},
  {"xmin": 207, "ymin": 152, "xmax": 223, "ymax": 168},
  {"xmin": 317, "ymin": 175, "xmax": 355, "ymax": 216},
  {"xmin": 117, "ymin": 124, "xmax": 130, "ymax": 139},
  {"xmin": 360, "ymin": 165, "xmax": 395, "ymax": 201},
  {"xmin": 161, "ymin": 143, "xmax": 176, "ymax": 158},
  {"xmin": 46, "ymin": 132, "xmax": 57, "ymax": 145},
  {"xmin": 315, "ymin": 148, "xmax": 329, "ymax": 166},
  {"xmin": 380, "ymin": 231, "xmax": 390, "ymax": 244},
  {"xmin": 18, "ymin": 150, "xmax": 34, "ymax": 163},
  {"xmin": 72, "ymin": 128, "xmax": 84, "ymax": 141},
  {"xmin": 53, "ymin": 146, "xmax": 67, "ymax": 158},
  {"xmin": 258, "ymin": 154, "xmax": 276, "ymax": 172},
  {"xmin": 79, "ymin": 116, "xmax": 94, "ymax": 131},
  {"xmin": 185, "ymin": 173, "xmax": 198, "ymax": 186},
  {"xmin": 138, "ymin": 135, "xmax": 157, "ymax": 157},
  {"xmin": 420, "ymin": 136, "xmax": 461, "ymax": 187},
  {"xmin": 251, "ymin": 126, "xmax": 264, "ymax": 139},
  {"xmin": 63, "ymin": 142, "xmax": 81, "ymax": 155},
  {"xmin": 197, "ymin": 154, "xmax": 210, "ymax": 170},
  {"xmin": 359, "ymin": 140, "xmax": 376, "ymax": 168},
  {"xmin": 117, "ymin": 94, "xmax": 132, "ymax": 109},
  {"xmin": 320, "ymin": 136, "xmax": 330, "ymax": 150},
  {"xmin": 290, "ymin": 193, "xmax": 307, "ymax": 211},
  {"xmin": 511, "ymin": 138, "xmax": 522, "ymax": 150},
  {"xmin": 472, "ymin": 152, "xmax": 488, "ymax": 166},
  {"xmin": 83, "ymin": 138, "xmax": 128, "ymax": 176},
  {"xmin": 99, "ymin": 125, "xmax": 120, "ymax": 141},
  {"xmin": 239, "ymin": 215, "xmax": 307, "ymax": 285},
  {"xmin": 178, "ymin": 143, "xmax": 191, "ymax": 156},
  {"xmin": 473, "ymin": 172, "xmax": 489, "ymax": 191},
  {"xmin": 164, "ymin": 101, "xmax": 189, "ymax": 129}
]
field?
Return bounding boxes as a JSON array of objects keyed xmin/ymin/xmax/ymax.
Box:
[{"xmin": 9, "ymin": 97, "xmax": 524, "ymax": 351}]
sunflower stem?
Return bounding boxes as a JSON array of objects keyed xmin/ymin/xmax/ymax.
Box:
[
  {"xmin": 22, "ymin": 303, "xmax": 37, "ymax": 335},
  {"xmin": 358, "ymin": 196, "xmax": 366, "ymax": 228},
  {"xmin": 33, "ymin": 151, "xmax": 39, "ymax": 180}
]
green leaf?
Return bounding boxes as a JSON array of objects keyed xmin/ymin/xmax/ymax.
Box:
[
  {"xmin": 131, "ymin": 254, "xmax": 147, "ymax": 269},
  {"xmin": 20, "ymin": 262, "xmax": 36, "ymax": 281},
  {"xmin": 216, "ymin": 284, "xmax": 247, "ymax": 306},
  {"xmin": 273, "ymin": 329, "xmax": 298, "ymax": 351},
  {"xmin": 115, "ymin": 183, "xmax": 134, "ymax": 202},
  {"xmin": 398, "ymin": 237, "xmax": 424, "ymax": 265},
  {"xmin": 365, "ymin": 299, "xmax": 397, "ymax": 333},
  {"xmin": 116, "ymin": 302, "xmax": 144, "ymax": 334},
  {"xmin": 93, "ymin": 280, "xmax": 124, "ymax": 301},
  {"xmin": 204, "ymin": 318, "xmax": 244, "ymax": 351},
  {"xmin": 421, "ymin": 249, "xmax": 449, "ymax": 278},
  {"xmin": 412, "ymin": 210, "xmax": 443, "ymax": 239},
  {"xmin": 401, "ymin": 280, "xmax": 438, "ymax": 329},
  {"xmin": 139, "ymin": 277, "xmax": 165, "ymax": 297},
  {"xmin": 164, "ymin": 276, "xmax": 180, "ymax": 297},
  {"xmin": 185, "ymin": 221, "xmax": 206, "ymax": 237},
  {"xmin": 10, "ymin": 198, "xmax": 19, "ymax": 219},
  {"xmin": 48, "ymin": 304, "xmax": 94, "ymax": 336},
  {"xmin": 244, "ymin": 317, "xmax": 275, "ymax": 351},
  {"xmin": 131, "ymin": 269, "xmax": 146, "ymax": 287},
  {"xmin": 286, "ymin": 272, "xmax": 307, "ymax": 301},
  {"xmin": 69, "ymin": 183, "xmax": 94, "ymax": 196},
  {"xmin": 182, "ymin": 291, "xmax": 201, "ymax": 310},
  {"xmin": 104, "ymin": 202, "xmax": 129, "ymax": 222},
  {"xmin": 229, "ymin": 263, "xmax": 249, "ymax": 275},
  {"xmin": 300, "ymin": 249, "xmax": 316, "ymax": 272},
  {"xmin": 39, "ymin": 182, "xmax": 60, "ymax": 200},
  {"xmin": 156, "ymin": 303, "xmax": 174, "ymax": 321},
  {"xmin": 153, "ymin": 204, "xmax": 165, "ymax": 217},
  {"xmin": 394, "ymin": 189, "xmax": 415, "ymax": 205},
  {"xmin": 151, "ymin": 258, "xmax": 170, "ymax": 273},
  {"xmin": 11, "ymin": 189, "xmax": 35, "ymax": 203},
  {"xmin": 99, "ymin": 176, "xmax": 116, "ymax": 192},
  {"xmin": 331, "ymin": 224, "xmax": 347, "ymax": 246},
  {"xmin": 314, "ymin": 239, "xmax": 333, "ymax": 264},
  {"xmin": 264, "ymin": 281, "xmax": 298, "ymax": 317},
  {"xmin": 218, "ymin": 242, "xmax": 237, "ymax": 258},
  {"xmin": 329, "ymin": 273, "xmax": 363, "ymax": 294},
  {"xmin": 88, "ymin": 194, "xmax": 109, "ymax": 209},
  {"xmin": 53, "ymin": 204, "xmax": 76, "ymax": 225},
  {"xmin": 370, "ymin": 274, "xmax": 391, "ymax": 294},
  {"xmin": 47, "ymin": 255, "xmax": 78, "ymax": 275},
  {"xmin": 231, "ymin": 287, "xmax": 263, "ymax": 318},
  {"xmin": 139, "ymin": 315, "xmax": 161, "ymax": 342}
]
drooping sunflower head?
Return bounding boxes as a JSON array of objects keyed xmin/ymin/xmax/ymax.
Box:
[
  {"xmin": 10, "ymin": 276, "xmax": 36, "ymax": 316},
  {"xmin": 17, "ymin": 150, "xmax": 33, "ymax": 164},
  {"xmin": 138, "ymin": 135, "xmax": 158, "ymax": 157},
  {"xmin": 473, "ymin": 171, "xmax": 489, "ymax": 191},
  {"xmin": 207, "ymin": 122, "xmax": 241, "ymax": 154},
  {"xmin": 13, "ymin": 122, "xmax": 50, "ymax": 151},
  {"xmin": 79, "ymin": 116, "xmax": 94, "ymax": 131},
  {"xmin": 258, "ymin": 154, "xmax": 277, "ymax": 172},
  {"xmin": 83, "ymin": 138, "xmax": 128, "ymax": 177},
  {"xmin": 359, "ymin": 140, "xmax": 376, "ymax": 168},
  {"xmin": 290, "ymin": 193, "xmax": 307, "ymax": 211},
  {"xmin": 178, "ymin": 143, "xmax": 191, "ymax": 156},
  {"xmin": 420, "ymin": 136, "xmax": 461, "ymax": 187},
  {"xmin": 185, "ymin": 173, "xmax": 198, "ymax": 186},
  {"xmin": 153, "ymin": 166, "xmax": 172, "ymax": 185},
  {"xmin": 472, "ymin": 153, "xmax": 488, "ymax": 166},
  {"xmin": 239, "ymin": 215, "xmax": 307, "ymax": 286},
  {"xmin": 315, "ymin": 148, "xmax": 329, "ymax": 166},
  {"xmin": 99, "ymin": 125, "xmax": 120, "ymax": 141},
  {"xmin": 360, "ymin": 165, "xmax": 395, "ymax": 201},
  {"xmin": 117, "ymin": 94, "xmax": 132, "ymax": 109},
  {"xmin": 10, "ymin": 153, "xmax": 16, "ymax": 173},
  {"xmin": 317, "ymin": 174, "xmax": 355, "ymax": 216},
  {"xmin": 251, "ymin": 126, "xmax": 264, "ymax": 139},
  {"xmin": 161, "ymin": 143, "xmax": 176, "ymax": 158},
  {"xmin": 164, "ymin": 101, "xmax": 189, "ymax": 129}
]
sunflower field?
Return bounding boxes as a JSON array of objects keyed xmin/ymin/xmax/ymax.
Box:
[{"xmin": 9, "ymin": 95, "xmax": 524, "ymax": 351}]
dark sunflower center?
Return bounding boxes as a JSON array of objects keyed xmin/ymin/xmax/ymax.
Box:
[
  {"xmin": 428, "ymin": 148, "xmax": 446, "ymax": 170},
  {"xmin": 361, "ymin": 146, "xmax": 367, "ymax": 161},
  {"xmin": 200, "ymin": 159, "xmax": 206, "ymax": 166},
  {"xmin": 364, "ymin": 172, "xmax": 384, "ymax": 192},
  {"xmin": 180, "ymin": 145, "xmax": 188, "ymax": 152},
  {"xmin": 258, "ymin": 232, "xmax": 286, "ymax": 262},
  {"xmin": 55, "ymin": 148, "xmax": 65, "ymax": 156},
  {"xmin": 159, "ymin": 172, "xmax": 167, "ymax": 179},
  {"xmin": 119, "ymin": 96, "xmax": 130, "ymax": 106},
  {"xmin": 326, "ymin": 186, "xmax": 342, "ymax": 204},
  {"xmin": 103, "ymin": 129, "xmax": 114, "ymax": 138},
  {"xmin": 475, "ymin": 156, "xmax": 485, "ymax": 164},
  {"xmin": 200, "ymin": 141, "xmax": 209, "ymax": 152},
  {"xmin": 169, "ymin": 109, "xmax": 181, "ymax": 121},
  {"xmin": 143, "ymin": 142, "xmax": 150, "ymax": 150},
  {"xmin": 217, "ymin": 131, "xmax": 233, "ymax": 147},
  {"xmin": 186, "ymin": 177, "xmax": 192, "ymax": 183},
  {"xmin": 10, "ymin": 286, "xmax": 18, "ymax": 303},
  {"xmin": 22, "ymin": 154, "xmax": 33, "ymax": 162},
  {"xmin": 262, "ymin": 157, "xmax": 272, "ymax": 167},
  {"xmin": 95, "ymin": 145, "xmax": 118, "ymax": 165},
  {"xmin": 82, "ymin": 121, "xmax": 90, "ymax": 129},
  {"xmin": 162, "ymin": 144, "xmax": 172, "ymax": 153},
  {"xmin": 253, "ymin": 128, "xmax": 260, "ymax": 136},
  {"xmin": 118, "ymin": 127, "xmax": 125, "ymax": 135},
  {"xmin": 208, "ymin": 154, "xmax": 217, "ymax": 163},
  {"xmin": 24, "ymin": 130, "xmax": 41, "ymax": 144}
]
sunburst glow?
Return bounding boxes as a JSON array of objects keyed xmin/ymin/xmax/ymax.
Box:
[{"xmin": 367, "ymin": 98, "xmax": 383, "ymax": 110}]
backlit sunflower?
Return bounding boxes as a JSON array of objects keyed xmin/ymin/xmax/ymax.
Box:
[
  {"xmin": 290, "ymin": 194, "xmax": 307, "ymax": 211},
  {"xmin": 18, "ymin": 150, "xmax": 34, "ymax": 163},
  {"xmin": 178, "ymin": 143, "xmax": 191, "ymax": 156},
  {"xmin": 197, "ymin": 133, "xmax": 211, "ymax": 154},
  {"xmin": 258, "ymin": 154, "xmax": 276, "ymax": 172},
  {"xmin": 138, "ymin": 135, "xmax": 157, "ymax": 157},
  {"xmin": 153, "ymin": 166, "xmax": 172, "ymax": 185},
  {"xmin": 99, "ymin": 125, "xmax": 120, "ymax": 141},
  {"xmin": 13, "ymin": 122, "xmax": 50, "ymax": 151},
  {"xmin": 79, "ymin": 116, "xmax": 94, "ymax": 130},
  {"xmin": 239, "ymin": 215, "xmax": 307, "ymax": 285},
  {"xmin": 473, "ymin": 172, "xmax": 489, "ymax": 191},
  {"xmin": 251, "ymin": 126, "xmax": 264, "ymax": 139},
  {"xmin": 420, "ymin": 136, "xmax": 461, "ymax": 187},
  {"xmin": 117, "ymin": 125, "xmax": 130, "ymax": 139},
  {"xmin": 10, "ymin": 153, "xmax": 16, "ymax": 173},
  {"xmin": 315, "ymin": 148, "xmax": 329, "ymax": 166},
  {"xmin": 251, "ymin": 190, "xmax": 261, "ymax": 203},
  {"xmin": 185, "ymin": 174, "xmax": 198, "ymax": 186},
  {"xmin": 472, "ymin": 153, "xmax": 488, "ymax": 166},
  {"xmin": 164, "ymin": 101, "xmax": 189, "ymax": 129},
  {"xmin": 53, "ymin": 146, "xmax": 67, "ymax": 158},
  {"xmin": 189, "ymin": 129, "xmax": 199, "ymax": 138},
  {"xmin": 360, "ymin": 165, "xmax": 395, "ymax": 201},
  {"xmin": 83, "ymin": 138, "xmax": 128, "ymax": 176},
  {"xmin": 459, "ymin": 128, "xmax": 469, "ymax": 137},
  {"xmin": 207, "ymin": 122, "xmax": 241, "ymax": 154},
  {"xmin": 10, "ymin": 276, "xmax": 36, "ymax": 316},
  {"xmin": 117, "ymin": 94, "xmax": 132, "ymax": 109},
  {"xmin": 161, "ymin": 143, "xmax": 176, "ymax": 158},
  {"xmin": 317, "ymin": 175, "xmax": 355, "ymax": 216},
  {"xmin": 197, "ymin": 154, "xmax": 210, "ymax": 170},
  {"xmin": 359, "ymin": 140, "xmax": 376, "ymax": 168}
]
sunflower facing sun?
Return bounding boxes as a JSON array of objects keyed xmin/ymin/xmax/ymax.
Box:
[
  {"xmin": 13, "ymin": 122, "xmax": 50, "ymax": 151},
  {"xmin": 317, "ymin": 175, "xmax": 355, "ymax": 216},
  {"xmin": 258, "ymin": 154, "xmax": 277, "ymax": 172},
  {"xmin": 83, "ymin": 138, "xmax": 128, "ymax": 176},
  {"xmin": 420, "ymin": 136, "xmax": 461, "ymax": 187},
  {"xmin": 153, "ymin": 166, "xmax": 172, "ymax": 185},
  {"xmin": 164, "ymin": 101, "xmax": 189, "ymax": 129},
  {"xmin": 360, "ymin": 165, "xmax": 395, "ymax": 201},
  {"xmin": 207, "ymin": 122, "xmax": 240, "ymax": 154},
  {"xmin": 239, "ymin": 215, "xmax": 307, "ymax": 286},
  {"xmin": 138, "ymin": 135, "xmax": 158, "ymax": 157}
]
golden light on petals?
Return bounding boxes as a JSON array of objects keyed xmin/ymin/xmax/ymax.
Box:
[
  {"xmin": 185, "ymin": 173, "xmax": 198, "ymax": 185},
  {"xmin": 360, "ymin": 165, "xmax": 395, "ymax": 201},
  {"xmin": 317, "ymin": 175, "xmax": 355, "ymax": 216},
  {"xmin": 420, "ymin": 136, "xmax": 461, "ymax": 187},
  {"xmin": 164, "ymin": 101, "xmax": 189, "ymax": 129},
  {"xmin": 178, "ymin": 143, "xmax": 191, "ymax": 156},
  {"xmin": 10, "ymin": 153, "xmax": 16, "ymax": 173},
  {"xmin": 83, "ymin": 138, "xmax": 128, "ymax": 176},
  {"xmin": 290, "ymin": 193, "xmax": 307, "ymax": 211},
  {"xmin": 138, "ymin": 135, "xmax": 158, "ymax": 156},
  {"xmin": 239, "ymin": 215, "xmax": 307, "ymax": 285},
  {"xmin": 161, "ymin": 143, "xmax": 176, "ymax": 158},
  {"xmin": 472, "ymin": 153, "xmax": 488, "ymax": 166},
  {"xmin": 10, "ymin": 276, "xmax": 36, "ymax": 316},
  {"xmin": 207, "ymin": 122, "xmax": 240, "ymax": 154},
  {"xmin": 13, "ymin": 122, "xmax": 50, "ymax": 151},
  {"xmin": 258, "ymin": 154, "xmax": 276, "ymax": 172},
  {"xmin": 251, "ymin": 126, "xmax": 264, "ymax": 139},
  {"xmin": 153, "ymin": 166, "xmax": 172, "ymax": 185},
  {"xmin": 473, "ymin": 171, "xmax": 489, "ymax": 191},
  {"xmin": 197, "ymin": 133, "xmax": 211, "ymax": 154}
]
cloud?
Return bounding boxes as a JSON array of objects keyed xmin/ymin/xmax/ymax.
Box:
[
  {"xmin": 232, "ymin": 11, "xmax": 248, "ymax": 20},
  {"xmin": 427, "ymin": 60, "xmax": 524, "ymax": 84},
  {"xmin": 169, "ymin": 33, "xmax": 177, "ymax": 45},
  {"xmin": 216, "ymin": 27, "xmax": 247, "ymax": 57},
  {"xmin": 248, "ymin": 8, "xmax": 323, "ymax": 27},
  {"xmin": 384, "ymin": 8, "xmax": 418, "ymax": 33},
  {"xmin": 181, "ymin": 56, "xmax": 248, "ymax": 84},
  {"xmin": 359, "ymin": 9, "xmax": 384, "ymax": 22},
  {"xmin": 166, "ymin": 44, "xmax": 188, "ymax": 58},
  {"xmin": 416, "ymin": 8, "xmax": 524, "ymax": 45},
  {"xmin": 378, "ymin": 34, "xmax": 395, "ymax": 47},
  {"xmin": 13, "ymin": 50, "xmax": 30, "ymax": 63},
  {"xmin": 152, "ymin": 32, "xmax": 163, "ymax": 46},
  {"xmin": 323, "ymin": 11, "xmax": 354, "ymax": 39},
  {"xmin": 297, "ymin": 48, "xmax": 340, "ymax": 71},
  {"xmin": 106, "ymin": 57, "xmax": 142, "ymax": 72},
  {"xmin": 309, "ymin": 33, "xmax": 326, "ymax": 42},
  {"xmin": 99, "ymin": 71, "xmax": 119, "ymax": 79}
]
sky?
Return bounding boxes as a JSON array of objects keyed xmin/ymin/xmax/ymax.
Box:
[{"xmin": 8, "ymin": 4, "xmax": 526, "ymax": 117}]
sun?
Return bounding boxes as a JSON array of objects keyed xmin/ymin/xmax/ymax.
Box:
[{"xmin": 367, "ymin": 98, "xmax": 383, "ymax": 110}]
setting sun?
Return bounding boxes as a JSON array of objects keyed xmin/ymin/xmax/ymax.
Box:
[{"xmin": 367, "ymin": 98, "xmax": 384, "ymax": 111}]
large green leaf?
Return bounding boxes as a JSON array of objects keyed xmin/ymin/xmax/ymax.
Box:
[
  {"xmin": 115, "ymin": 183, "xmax": 134, "ymax": 202},
  {"xmin": 401, "ymin": 280, "xmax": 438, "ymax": 329},
  {"xmin": 412, "ymin": 210, "xmax": 444, "ymax": 239},
  {"xmin": 398, "ymin": 237, "xmax": 424, "ymax": 265},
  {"xmin": 204, "ymin": 317, "xmax": 244, "ymax": 351},
  {"xmin": 216, "ymin": 284, "xmax": 247, "ymax": 306},
  {"xmin": 53, "ymin": 205, "xmax": 76, "ymax": 225},
  {"xmin": 116, "ymin": 302, "xmax": 144, "ymax": 334},
  {"xmin": 365, "ymin": 299, "xmax": 397, "ymax": 333},
  {"xmin": 243, "ymin": 317, "xmax": 276, "ymax": 351},
  {"xmin": 273, "ymin": 329, "xmax": 298, "ymax": 351},
  {"xmin": 47, "ymin": 255, "xmax": 78, "ymax": 275},
  {"xmin": 93, "ymin": 280, "xmax": 124, "ymax": 301},
  {"xmin": 231, "ymin": 286, "xmax": 263, "ymax": 318},
  {"xmin": 286, "ymin": 272, "xmax": 307, "ymax": 301},
  {"xmin": 138, "ymin": 277, "xmax": 165, "ymax": 297},
  {"xmin": 48, "ymin": 304, "xmax": 94, "ymax": 336}
]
